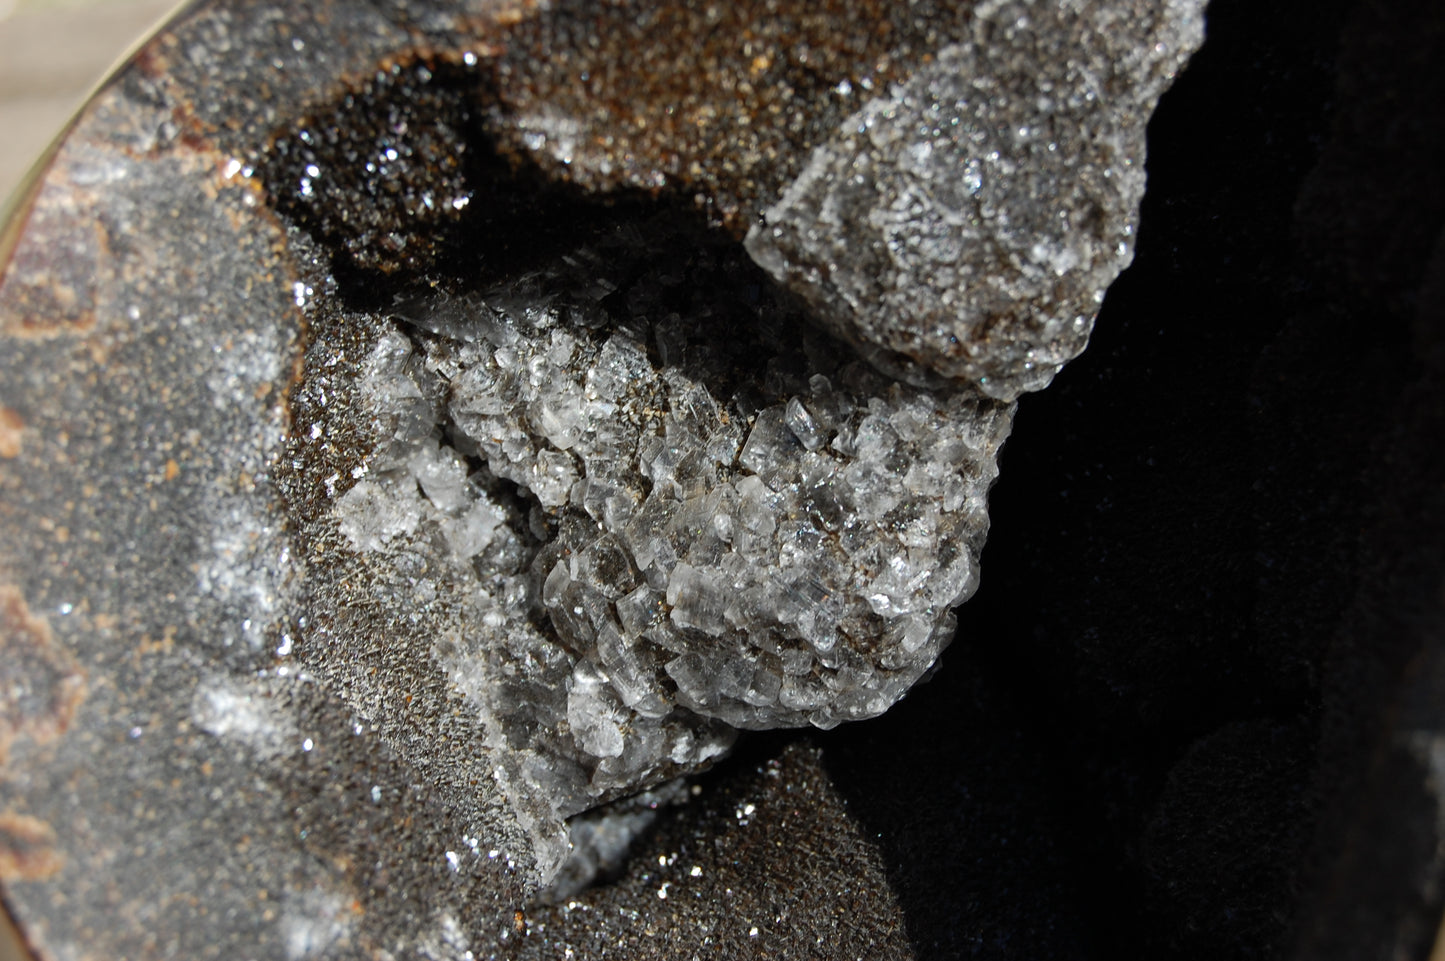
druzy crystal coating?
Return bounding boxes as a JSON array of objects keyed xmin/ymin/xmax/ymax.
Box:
[{"xmin": 744, "ymin": 0, "xmax": 1204, "ymax": 399}]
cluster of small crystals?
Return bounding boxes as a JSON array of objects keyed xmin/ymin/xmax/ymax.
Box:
[
  {"xmin": 329, "ymin": 318, "xmax": 737, "ymax": 841},
  {"xmin": 744, "ymin": 0, "xmax": 1207, "ymax": 399},
  {"xmin": 292, "ymin": 1, "xmax": 1207, "ymax": 893},
  {"xmin": 418, "ymin": 251, "xmax": 1011, "ymax": 734},
  {"xmin": 329, "ymin": 219, "xmax": 1011, "ymax": 844}
]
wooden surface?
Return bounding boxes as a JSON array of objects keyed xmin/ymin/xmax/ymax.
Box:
[{"xmin": 0, "ymin": 0, "xmax": 178, "ymax": 205}]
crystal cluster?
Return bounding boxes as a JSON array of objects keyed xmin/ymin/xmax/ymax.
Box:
[
  {"xmin": 330, "ymin": 220, "xmax": 1010, "ymax": 839},
  {"xmin": 744, "ymin": 0, "xmax": 1206, "ymax": 399},
  {"xmin": 442, "ymin": 294, "xmax": 1010, "ymax": 733}
]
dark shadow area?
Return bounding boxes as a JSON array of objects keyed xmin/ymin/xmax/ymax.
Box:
[
  {"xmin": 257, "ymin": 58, "xmax": 702, "ymax": 311},
  {"xmin": 257, "ymin": 55, "xmax": 851, "ymax": 418},
  {"xmin": 822, "ymin": 0, "xmax": 1444, "ymax": 958},
  {"xmin": 821, "ymin": 641, "xmax": 1096, "ymax": 959}
]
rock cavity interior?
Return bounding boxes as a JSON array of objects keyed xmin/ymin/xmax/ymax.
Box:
[
  {"xmin": 326, "ymin": 212, "xmax": 1011, "ymax": 885},
  {"xmin": 267, "ymin": 0, "xmax": 1207, "ymax": 892}
]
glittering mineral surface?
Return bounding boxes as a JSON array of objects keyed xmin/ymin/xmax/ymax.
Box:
[
  {"xmin": 308, "ymin": 210, "xmax": 1010, "ymax": 878},
  {"xmin": 15, "ymin": 0, "xmax": 1445, "ymax": 958},
  {"xmin": 743, "ymin": 1, "xmax": 1203, "ymax": 398}
]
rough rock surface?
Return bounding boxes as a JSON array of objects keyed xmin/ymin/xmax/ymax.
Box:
[{"xmin": 745, "ymin": 0, "xmax": 1205, "ymax": 398}]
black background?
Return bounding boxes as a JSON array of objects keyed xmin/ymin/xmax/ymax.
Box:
[{"xmin": 821, "ymin": 0, "xmax": 1445, "ymax": 957}]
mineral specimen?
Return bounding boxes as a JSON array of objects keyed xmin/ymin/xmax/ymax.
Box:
[
  {"xmin": 292, "ymin": 0, "xmax": 1205, "ymax": 889},
  {"xmin": 5, "ymin": 0, "xmax": 1442, "ymax": 956},
  {"xmin": 0, "ymin": 0, "xmax": 1212, "ymax": 946}
]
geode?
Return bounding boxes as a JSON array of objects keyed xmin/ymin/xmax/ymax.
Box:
[{"xmin": 0, "ymin": 0, "xmax": 1207, "ymax": 946}]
